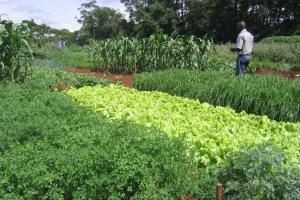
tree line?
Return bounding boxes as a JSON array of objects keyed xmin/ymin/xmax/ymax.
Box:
[
  {"xmin": 77, "ymin": 0, "xmax": 299, "ymax": 43},
  {"xmin": 2, "ymin": 0, "xmax": 298, "ymax": 44}
]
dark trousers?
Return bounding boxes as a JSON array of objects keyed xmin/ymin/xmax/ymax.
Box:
[{"xmin": 236, "ymin": 55, "xmax": 251, "ymax": 75}]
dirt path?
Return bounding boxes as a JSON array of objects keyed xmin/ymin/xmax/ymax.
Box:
[
  {"xmin": 256, "ymin": 68, "xmax": 300, "ymax": 79},
  {"xmin": 65, "ymin": 68, "xmax": 134, "ymax": 87},
  {"xmin": 65, "ymin": 67, "xmax": 300, "ymax": 88}
]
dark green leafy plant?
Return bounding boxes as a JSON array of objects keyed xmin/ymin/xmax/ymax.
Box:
[
  {"xmin": 26, "ymin": 67, "xmax": 112, "ymax": 91},
  {"xmin": 218, "ymin": 144, "xmax": 300, "ymax": 200},
  {"xmin": 0, "ymin": 83, "xmax": 201, "ymax": 199},
  {"xmin": 0, "ymin": 20, "xmax": 33, "ymax": 82}
]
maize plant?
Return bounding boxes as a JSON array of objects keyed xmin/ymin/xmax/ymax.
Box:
[
  {"xmin": 89, "ymin": 34, "xmax": 212, "ymax": 73},
  {"xmin": 0, "ymin": 20, "xmax": 32, "ymax": 82}
]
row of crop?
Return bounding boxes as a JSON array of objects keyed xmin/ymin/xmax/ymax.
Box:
[
  {"xmin": 89, "ymin": 34, "xmax": 212, "ymax": 73},
  {"xmin": 66, "ymin": 85, "xmax": 300, "ymax": 199},
  {"xmin": 67, "ymin": 85, "xmax": 300, "ymax": 167},
  {"xmin": 1, "ymin": 74, "xmax": 300, "ymax": 199},
  {"xmin": 134, "ymin": 69, "xmax": 300, "ymax": 122},
  {"xmin": 0, "ymin": 83, "xmax": 201, "ymax": 199}
]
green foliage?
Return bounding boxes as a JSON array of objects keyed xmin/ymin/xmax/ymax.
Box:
[
  {"xmin": 252, "ymin": 43, "xmax": 300, "ymax": 70},
  {"xmin": 26, "ymin": 67, "xmax": 112, "ymax": 91},
  {"xmin": 213, "ymin": 43, "xmax": 300, "ymax": 71},
  {"xmin": 20, "ymin": 19, "xmax": 76, "ymax": 46},
  {"xmin": 90, "ymin": 34, "xmax": 212, "ymax": 73},
  {"xmin": 0, "ymin": 83, "xmax": 200, "ymax": 199},
  {"xmin": 261, "ymin": 36, "xmax": 300, "ymax": 43},
  {"xmin": 218, "ymin": 144, "xmax": 300, "ymax": 200},
  {"xmin": 67, "ymin": 85, "xmax": 300, "ymax": 168},
  {"xmin": 134, "ymin": 69, "xmax": 300, "ymax": 122},
  {"xmin": 33, "ymin": 44, "xmax": 93, "ymax": 68},
  {"xmin": 0, "ymin": 20, "xmax": 33, "ymax": 82}
]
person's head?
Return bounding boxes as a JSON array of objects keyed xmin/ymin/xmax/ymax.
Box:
[{"xmin": 237, "ymin": 21, "xmax": 246, "ymax": 31}]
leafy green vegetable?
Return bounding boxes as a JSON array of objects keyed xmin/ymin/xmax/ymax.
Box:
[
  {"xmin": 0, "ymin": 83, "xmax": 200, "ymax": 199},
  {"xmin": 26, "ymin": 67, "xmax": 112, "ymax": 90},
  {"xmin": 67, "ymin": 85, "xmax": 300, "ymax": 167}
]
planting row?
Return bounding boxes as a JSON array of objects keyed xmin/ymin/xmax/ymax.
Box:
[
  {"xmin": 0, "ymin": 83, "xmax": 199, "ymax": 199},
  {"xmin": 89, "ymin": 34, "xmax": 212, "ymax": 73},
  {"xmin": 67, "ymin": 85, "xmax": 300, "ymax": 167},
  {"xmin": 1, "ymin": 72, "xmax": 300, "ymax": 199},
  {"xmin": 134, "ymin": 69, "xmax": 300, "ymax": 122}
]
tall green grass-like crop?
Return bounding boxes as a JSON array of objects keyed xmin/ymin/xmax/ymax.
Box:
[
  {"xmin": 134, "ymin": 69, "xmax": 300, "ymax": 122},
  {"xmin": 89, "ymin": 34, "xmax": 212, "ymax": 73},
  {"xmin": 0, "ymin": 20, "xmax": 33, "ymax": 82}
]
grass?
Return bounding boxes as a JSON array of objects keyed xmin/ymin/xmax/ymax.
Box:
[
  {"xmin": 260, "ymin": 35, "xmax": 300, "ymax": 43},
  {"xmin": 33, "ymin": 44, "xmax": 93, "ymax": 68},
  {"xmin": 214, "ymin": 43, "xmax": 300, "ymax": 71}
]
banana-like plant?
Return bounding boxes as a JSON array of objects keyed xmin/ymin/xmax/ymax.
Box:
[{"xmin": 0, "ymin": 20, "xmax": 33, "ymax": 82}]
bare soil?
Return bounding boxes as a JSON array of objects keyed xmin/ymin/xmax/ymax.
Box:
[
  {"xmin": 256, "ymin": 68, "xmax": 300, "ymax": 79},
  {"xmin": 65, "ymin": 67, "xmax": 134, "ymax": 87}
]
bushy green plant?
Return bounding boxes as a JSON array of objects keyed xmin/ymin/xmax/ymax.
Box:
[
  {"xmin": 0, "ymin": 83, "xmax": 200, "ymax": 199},
  {"xmin": 218, "ymin": 144, "xmax": 300, "ymax": 200},
  {"xmin": 134, "ymin": 69, "xmax": 300, "ymax": 122},
  {"xmin": 0, "ymin": 20, "xmax": 33, "ymax": 82},
  {"xmin": 26, "ymin": 67, "xmax": 112, "ymax": 91},
  {"xmin": 89, "ymin": 34, "xmax": 212, "ymax": 73}
]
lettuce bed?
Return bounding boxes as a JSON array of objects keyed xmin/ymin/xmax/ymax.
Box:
[{"xmin": 67, "ymin": 85, "xmax": 300, "ymax": 167}]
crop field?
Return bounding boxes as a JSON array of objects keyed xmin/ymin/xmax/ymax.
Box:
[{"xmin": 1, "ymin": 2, "xmax": 300, "ymax": 199}]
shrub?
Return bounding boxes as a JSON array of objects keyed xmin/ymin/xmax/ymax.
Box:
[
  {"xmin": 134, "ymin": 69, "xmax": 300, "ymax": 122},
  {"xmin": 218, "ymin": 144, "xmax": 300, "ymax": 200},
  {"xmin": 26, "ymin": 67, "xmax": 112, "ymax": 91}
]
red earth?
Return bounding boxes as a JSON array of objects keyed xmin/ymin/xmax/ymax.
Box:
[
  {"xmin": 65, "ymin": 67, "xmax": 134, "ymax": 87},
  {"xmin": 65, "ymin": 67, "xmax": 300, "ymax": 89},
  {"xmin": 256, "ymin": 68, "xmax": 300, "ymax": 79}
]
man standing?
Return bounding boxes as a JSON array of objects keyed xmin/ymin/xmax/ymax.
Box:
[{"xmin": 231, "ymin": 21, "xmax": 254, "ymax": 75}]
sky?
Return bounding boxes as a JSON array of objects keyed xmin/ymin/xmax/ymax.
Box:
[{"xmin": 0, "ymin": 0, "xmax": 127, "ymax": 32}]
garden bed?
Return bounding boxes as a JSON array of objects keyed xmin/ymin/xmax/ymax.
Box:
[{"xmin": 65, "ymin": 67, "xmax": 134, "ymax": 87}]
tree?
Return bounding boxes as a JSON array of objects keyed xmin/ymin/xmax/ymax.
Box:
[
  {"xmin": 77, "ymin": 1, "xmax": 126, "ymax": 40},
  {"xmin": 121, "ymin": 0, "xmax": 180, "ymax": 37}
]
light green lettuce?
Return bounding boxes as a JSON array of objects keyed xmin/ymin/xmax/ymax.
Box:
[{"xmin": 67, "ymin": 85, "xmax": 300, "ymax": 167}]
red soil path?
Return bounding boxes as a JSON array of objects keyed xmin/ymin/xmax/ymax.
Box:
[
  {"xmin": 256, "ymin": 68, "xmax": 300, "ymax": 79},
  {"xmin": 65, "ymin": 68, "xmax": 134, "ymax": 87},
  {"xmin": 65, "ymin": 67, "xmax": 300, "ymax": 89}
]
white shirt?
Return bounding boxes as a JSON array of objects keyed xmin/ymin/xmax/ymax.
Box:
[{"xmin": 237, "ymin": 29, "xmax": 254, "ymax": 55}]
